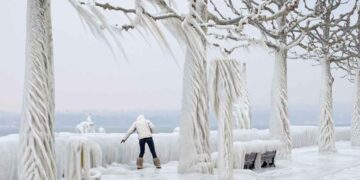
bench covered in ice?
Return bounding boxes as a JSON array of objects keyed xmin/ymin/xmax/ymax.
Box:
[
  {"xmin": 212, "ymin": 139, "xmax": 282, "ymax": 169},
  {"xmin": 234, "ymin": 140, "xmax": 282, "ymax": 169}
]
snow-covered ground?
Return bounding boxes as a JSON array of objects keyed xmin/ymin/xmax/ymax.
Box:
[{"xmin": 97, "ymin": 141, "xmax": 360, "ymax": 180}]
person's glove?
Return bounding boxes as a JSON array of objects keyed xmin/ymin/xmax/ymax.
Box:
[{"xmin": 121, "ymin": 139, "xmax": 125, "ymax": 143}]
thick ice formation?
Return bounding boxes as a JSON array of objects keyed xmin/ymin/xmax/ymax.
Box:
[
  {"xmin": 0, "ymin": 134, "xmax": 18, "ymax": 180},
  {"xmin": 0, "ymin": 126, "xmax": 351, "ymax": 180},
  {"xmin": 178, "ymin": 38, "xmax": 212, "ymax": 174},
  {"xmin": 64, "ymin": 137, "xmax": 102, "ymax": 180},
  {"xmin": 76, "ymin": 115, "xmax": 97, "ymax": 134},
  {"xmin": 177, "ymin": 1, "xmax": 214, "ymax": 174},
  {"xmin": 19, "ymin": 0, "xmax": 57, "ymax": 179},
  {"xmin": 210, "ymin": 59, "xmax": 243, "ymax": 180},
  {"xmin": 232, "ymin": 63, "xmax": 251, "ymax": 129}
]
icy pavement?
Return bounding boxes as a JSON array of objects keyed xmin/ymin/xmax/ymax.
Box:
[
  {"xmin": 97, "ymin": 141, "xmax": 360, "ymax": 180},
  {"xmin": 0, "ymin": 126, "xmax": 352, "ymax": 180}
]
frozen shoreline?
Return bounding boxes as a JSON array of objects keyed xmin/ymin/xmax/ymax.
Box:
[{"xmin": 0, "ymin": 126, "xmax": 352, "ymax": 179}]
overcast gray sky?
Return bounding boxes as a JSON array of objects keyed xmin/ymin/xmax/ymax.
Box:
[{"xmin": 0, "ymin": 0, "xmax": 355, "ymax": 112}]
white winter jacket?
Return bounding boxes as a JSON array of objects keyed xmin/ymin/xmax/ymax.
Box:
[{"xmin": 122, "ymin": 115, "xmax": 155, "ymax": 141}]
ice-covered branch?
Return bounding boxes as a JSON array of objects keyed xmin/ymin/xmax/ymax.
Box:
[
  {"xmin": 285, "ymin": 30, "xmax": 307, "ymax": 50},
  {"xmin": 293, "ymin": 0, "xmax": 359, "ymax": 73}
]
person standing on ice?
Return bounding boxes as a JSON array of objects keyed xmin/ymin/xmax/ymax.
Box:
[{"xmin": 121, "ymin": 115, "xmax": 161, "ymax": 169}]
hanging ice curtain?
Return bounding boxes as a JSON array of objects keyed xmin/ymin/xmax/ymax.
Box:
[
  {"xmin": 210, "ymin": 58, "xmax": 242, "ymax": 180},
  {"xmin": 233, "ymin": 63, "xmax": 251, "ymax": 129}
]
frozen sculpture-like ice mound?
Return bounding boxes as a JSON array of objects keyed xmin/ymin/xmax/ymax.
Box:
[{"xmin": 75, "ymin": 115, "xmax": 106, "ymax": 134}]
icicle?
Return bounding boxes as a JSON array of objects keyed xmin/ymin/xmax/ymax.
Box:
[
  {"xmin": 68, "ymin": 0, "xmax": 128, "ymax": 61},
  {"xmin": 210, "ymin": 58, "xmax": 242, "ymax": 180},
  {"xmin": 134, "ymin": 0, "xmax": 179, "ymax": 65},
  {"xmin": 233, "ymin": 63, "xmax": 251, "ymax": 129},
  {"xmin": 64, "ymin": 137, "xmax": 103, "ymax": 180}
]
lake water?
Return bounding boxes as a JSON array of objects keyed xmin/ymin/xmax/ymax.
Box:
[{"xmin": 0, "ymin": 104, "xmax": 352, "ymax": 136}]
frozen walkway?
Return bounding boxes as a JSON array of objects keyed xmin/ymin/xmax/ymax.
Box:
[{"xmin": 97, "ymin": 141, "xmax": 360, "ymax": 180}]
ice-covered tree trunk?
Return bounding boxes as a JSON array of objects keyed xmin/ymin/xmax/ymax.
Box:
[
  {"xmin": 351, "ymin": 69, "xmax": 360, "ymax": 146},
  {"xmin": 269, "ymin": 47, "xmax": 292, "ymax": 158},
  {"xmin": 210, "ymin": 59, "xmax": 242, "ymax": 180},
  {"xmin": 318, "ymin": 57, "xmax": 336, "ymax": 152},
  {"xmin": 178, "ymin": 48, "xmax": 213, "ymax": 173},
  {"xmin": 269, "ymin": 12, "xmax": 292, "ymax": 158},
  {"xmin": 178, "ymin": 0, "xmax": 213, "ymax": 174},
  {"xmin": 19, "ymin": 0, "xmax": 56, "ymax": 179},
  {"xmin": 233, "ymin": 63, "xmax": 251, "ymax": 129},
  {"xmin": 351, "ymin": 12, "xmax": 360, "ymax": 146}
]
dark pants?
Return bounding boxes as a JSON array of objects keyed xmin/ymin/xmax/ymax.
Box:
[{"xmin": 139, "ymin": 137, "xmax": 158, "ymax": 158}]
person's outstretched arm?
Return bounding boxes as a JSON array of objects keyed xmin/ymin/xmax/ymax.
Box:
[
  {"xmin": 121, "ymin": 122, "xmax": 136, "ymax": 143},
  {"xmin": 147, "ymin": 120, "xmax": 155, "ymax": 133}
]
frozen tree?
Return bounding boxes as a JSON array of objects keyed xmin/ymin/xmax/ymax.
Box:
[
  {"xmin": 67, "ymin": 0, "xmax": 212, "ymax": 172},
  {"xmin": 210, "ymin": 59, "xmax": 242, "ymax": 180},
  {"xmin": 187, "ymin": 0, "xmax": 314, "ymax": 158},
  {"xmin": 292, "ymin": 0, "xmax": 359, "ymax": 152},
  {"xmin": 67, "ymin": 0, "xmax": 302, "ymax": 171},
  {"xmin": 342, "ymin": 9, "xmax": 360, "ymax": 146},
  {"xmin": 203, "ymin": 1, "xmax": 321, "ymax": 158},
  {"xmin": 236, "ymin": 0, "xmax": 320, "ymax": 158},
  {"xmin": 177, "ymin": 0, "xmax": 214, "ymax": 173},
  {"xmin": 233, "ymin": 63, "xmax": 251, "ymax": 129},
  {"xmin": 19, "ymin": 0, "xmax": 57, "ymax": 179}
]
